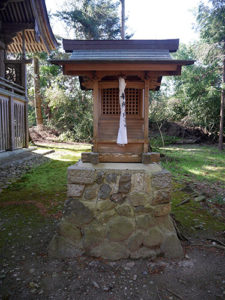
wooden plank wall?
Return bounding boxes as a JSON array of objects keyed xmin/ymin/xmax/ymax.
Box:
[
  {"xmin": 0, "ymin": 95, "xmax": 10, "ymax": 152},
  {"xmin": 14, "ymin": 100, "xmax": 25, "ymax": 149},
  {"xmin": 0, "ymin": 93, "xmax": 26, "ymax": 152}
]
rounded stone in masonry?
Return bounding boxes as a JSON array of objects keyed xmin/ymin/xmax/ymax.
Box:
[
  {"xmin": 97, "ymin": 209, "xmax": 117, "ymax": 224},
  {"xmin": 151, "ymin": 170, "xmax": 172, "ymax": 190},
  {"xmin": 134, "ymin": 205, "xmax": 154, "ymax": 214},
  {"xmin": 156, "ymin": 215, "xmax": 175, "ymax": 232},
  {"xmin": 131, "ymin": 173, "xmax": 145, "ymax": 192},
  {"xmin": 83, "ymin": 222, "xmax": 106, "ymax": 249},
  {"xmin": 130, "ymin": 247, "xmax": 157, "ymax": 259},
  {"xmin": 143, "ymin": 227, "xmax": 164, "ymax": 247},
  {"xmin": 152, "ymin": 189, "xmax": 171, "ymax": 205},
  {"xmin": 90, "ymin": 241, "xmax": 129, "ymax": 260},
  {"xmin": 97, "ymin": 200, "xmax": 116, "ymax": 211},
  {"xmin": 160, "ymin": 232, "xmax": 184, "ymax": 258},
  {"xmin": 106, "ymin": 173, "xmax": 117, "ymax": 184},
  {"xmin": 68, "ymin": 168, "xmax": 96, "ymax": 184},
  {"xmin": 153, "ymin": 203, "xmax": 171, "ymax": 217},
  {"xmin": 67, "ymin": 184, "xmax": 85, "ymax": 197},
  {"xmin": 136, "ymin": 214, "xmax": 155, "ymax": 230},
  {"xmin": 58, "ymin": 221, "xmax": 82, "ymax": 242},
  {"xmin": 83, "ymin": 183, "xmax": 98, "ymax": 200},
  {"xmin": 98, "ymin": 183, "xmax": 112, "ymax": 200},
  {"xmin": 115, "ymin": 203, "xmax": 134, "ymax": 217},
  {"xmin": 96, "ymin": 171, "xmax": 104, "ymax": 184},
  {"xmin": 107, "ymin": 216, "xmax": 135, "ymax": 242},
  {"xmin": 127, "ymin": 231, "xmax": 144, "ymax": 252},
  {"xmin": 118, "ymin": 174, "xmax": 131, "ymax": 193},
  {"xmin": 127, "ymin": 192, "xmax": 150, "ymax": 207},
  {"xmin": 64, "ymin": 200, "xmax": 94, "ymax": 226},
  {"xmin": 48, "ymin": 235, "xmax": 84, "ymax": 258},
  {"xmin": 110, "ymin": 192, "xmax": 125, "ymax": 204}
]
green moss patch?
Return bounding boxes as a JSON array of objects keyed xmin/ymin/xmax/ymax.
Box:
[{"xmin": 171, "ymin": 181, "xmax": 225, "ymax": 234}]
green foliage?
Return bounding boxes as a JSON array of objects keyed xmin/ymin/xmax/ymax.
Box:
[
  {"xmin": 197, "ymin": 0, "xmax": 225, "ymax": 44},
  {"xmin": 196, "ymin": 0, "xmax": 225, "ymax": 148},
  {"xmin": 56, "ymin": 0, "xmax": 122, "ymax": 39},
  {"xmin": 45, "ymin": 77, "xmax": 93, "ymax": 142},
  {"xmin": 27, "ymin": 50, "xmax": 94, "ymax": 141},
  {"xmin": 172, "ymin": 43, "xmax": 221, "ymax": 132},
  {"xmin": 27, "ymin": 0, "xmax": 127, "ymax": 141},
  {"xmin": 150, "ymin": 42, "xmax": 222, "ymax": 134},
  {"xmin": 149, "ymin": 0, "xmax": 224, "ymax": 136}
]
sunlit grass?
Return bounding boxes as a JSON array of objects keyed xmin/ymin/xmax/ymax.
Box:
[{"xmin": 160, "ymin": 144, "xmax": 225, "ymax": 185}]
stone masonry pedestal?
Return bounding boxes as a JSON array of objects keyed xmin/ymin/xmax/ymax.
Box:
[{"xmin": 48, "ymin": 161, "xmax": 183, "ymax": 260}]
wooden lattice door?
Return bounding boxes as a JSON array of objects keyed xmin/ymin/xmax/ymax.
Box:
[{"xmin": 101, "ymin": 88, "xmax": 142, "ymax": 117}]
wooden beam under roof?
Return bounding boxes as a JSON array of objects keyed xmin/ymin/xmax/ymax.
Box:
[
  {"xmin": 64, "ymin": 62, "xmax": 180, "ymax": 72},
  {"xmin": 2, "ymin": 23, "xmax": 34, "ymax": 33},
  {"xmin": 0, "ymin": 0, "xmax": 25, "ymax": 11}
]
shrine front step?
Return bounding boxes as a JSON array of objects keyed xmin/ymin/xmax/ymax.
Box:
[
  {"xmin": 48, "ymin": 161, "xmax": 183, "ymax": 260},
  {"xmin": 81, "ymin": 152, "xmax": 160, "ymax": 164}
]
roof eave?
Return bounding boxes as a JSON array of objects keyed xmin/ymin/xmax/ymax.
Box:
[
  {"xmin": 50, "ymin": 59, "xmax": 195, "ymax": 65},
  {"xmin": 62, "ymin": 39, "xmax": 180, "ymax": 53},
  {"xmin": 5, "ymin": 0, "xmax": 58, "ymax": 53},
  {"xmin": 32, "ymin": 0, "xmax": 58, "ymax": 52}
]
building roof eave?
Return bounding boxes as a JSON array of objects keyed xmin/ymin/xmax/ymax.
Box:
[{"xmin": 3, "ymin": 0, "xmax": 58, "ymax": 53}]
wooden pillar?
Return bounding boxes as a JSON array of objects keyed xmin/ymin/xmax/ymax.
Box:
[
  {"xmin": 144, "ymin": 79, "xmax": 150, "ymax": 152},
  {"xmin": 9, "ymin": 96, "xmax": 15, "ymax": 151},
  {"xmin": 93, "ymin": 80, "xmax": 99, "ymax": 152},
  {"xmin": 22, "ymin": 30, "xmax": 29, "ymax": 148},
  {"xmin": 0, "ymin": 49, "xmax": 5, "ymax": 78},
  {"xmin": 21, "ymin": 30, "xmax": 27, "ymax": 93},
  {"xmin": 24, "ymin": 100, "xmax": 29, "ymax": 148}
]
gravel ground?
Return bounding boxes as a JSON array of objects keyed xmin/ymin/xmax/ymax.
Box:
[
  {"xmin": 1, "ymin": 206, "xmax": 225, "ymax": 300},
  {"xmin": 1, "ymin": 225, "xmax": 225, "ymax": 300}
]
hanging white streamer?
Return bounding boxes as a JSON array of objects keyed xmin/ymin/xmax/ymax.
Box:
[{"xmin": 117, "ymin": 77, "xmax": 128, "ymax": 145}]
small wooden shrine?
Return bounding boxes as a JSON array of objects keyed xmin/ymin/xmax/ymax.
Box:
[
  {"xmin": 52, "ymin": 39, "xmax": 194, "ymax": 163},
  {"xmin": 49, "ymin": 39, "xmax": 195, "ymax": 260}
]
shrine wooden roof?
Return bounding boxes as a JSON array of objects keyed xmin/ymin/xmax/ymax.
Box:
[
  {"xmin": 52, "ymin": 39, "xmax": 194, "ymax": 66},
  {"xmin": 0, "ymin": 0, "xmax": 57, "ymax": 53},
  {"xmin": 50, "ymin": 39, "xmax": 194, "ymax": 91},
  {"xmin": 70, "ymin": 49, "xmax": 175, "ymax": 62},
  {"xmin": 63, "ymin": 39, "xmax": 180, "ymax": 52}
]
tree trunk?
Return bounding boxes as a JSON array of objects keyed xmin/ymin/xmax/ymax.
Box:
[
  {"xmin": 120, "ymin": 0, "xmax": 125, "ymax": 40},
  {"xmin": 218, "ymin": 42, "xmax": 225, "ymax": 151},
  {"xmin": 33, "ymin": 56, "xmax": 43, "ymax": 128}
]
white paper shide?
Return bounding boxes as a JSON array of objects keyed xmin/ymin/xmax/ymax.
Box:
[{"xmin": 117, "ymin": 77, "xmax": 128, "ymax": 145}]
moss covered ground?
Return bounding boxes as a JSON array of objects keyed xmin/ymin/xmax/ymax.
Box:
[
  {"xmin": 160, "ymin": 144, "xmax": 225, "ymax": 235},
  {"xmin": 0, "ymin": 146, "xmax": 89, "ymax": 251}
]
